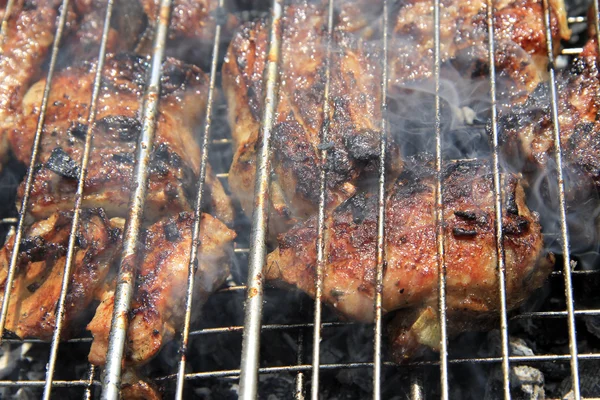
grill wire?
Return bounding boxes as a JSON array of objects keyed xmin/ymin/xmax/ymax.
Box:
[{"xmin": 0, "ymin": 0, "xmax": 597, "ymax": 399}]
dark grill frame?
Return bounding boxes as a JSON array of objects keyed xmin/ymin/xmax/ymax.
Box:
[{"xmin": 0, "ymin": 0, "xmax": 597, "ymax": 399}]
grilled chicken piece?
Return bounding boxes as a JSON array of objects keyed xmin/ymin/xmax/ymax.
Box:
[
  {"xmin": 140, "ymin": 0, "xmax": 237, "ymax": 66},
  {"xmin": 0, "ymin": 0, "xmax": 64, "ymax": 172},
  {"xmin": 498, "ymin": 37, "xmax": 600, "ymax": 252},
  {"xmin": 120, "ymin": 369, "xmax": 161, "ymax": 400},
  {"xmin": 224, "ymin": 2, "xmax": 400, "ymax": 238},
  {"xmin": 265, "ymin": 157, "xmax": 553, "ymax": 359},
  {"xmin": 0, "ymin": 209, "xmax": 121, "ymax": 340},
  {"xmin": 9, "ymin": 53, "xmax": 234, "ymax": 225},
  {"xmin": 87, "ymin": 211, "xmax": 235, "ymax": 366},
  {"xmin": 390, "ymin": 0, "xmax": 569, "ymax": 111},
  {"xmin": 58, "ymin": 0, "xmax": 144, "ymax": 65}
]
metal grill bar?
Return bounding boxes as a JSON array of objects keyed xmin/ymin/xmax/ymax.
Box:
[
  {"xmin": 155, "ymin": 351, "xmax": 600, "ymax": 381},
  {"xmin": 83, "ymin": 364, "xmax": 96, "ymax": 400},
  {"xmin": 101, "ymin": 0, "xmax": 173, "ymax": 398},
  {"xmin": 485, "ymin": 1, "xmax": 512, "ymax": 398},
  {"xmin": 0, "ymin": 0, "xmax": 71, "ymax": 343},
  {"xmin": 542, "ymin": 0, "xmax": 581, "ymax": 398},
  {"xmin": 310, "ymin": 0, "xmax": 334, "ymax": 397},
  {"xmin": 594, "ymin": 0, "xmax": 600, "ymax": 52},
  {"xmin": 238, "ymin": 0, "xmax": 284, "ymax": 397},
  {"xmin": 372, "ymin": 0, "xmax": 390, "ymax": 398},
  {"xmin": 294, "ymin": 329, "xmax": 305, "ymax": 399},
  {"xmin": 173, "ymin": 0, "xmax": 225, "ymax": 398},
  {"xmin": 433, "ymin": 0, "xmax": 450, "ymax": 398},
  {"xmin": 42, "ymin": 2, "xmax": 115, "ymax": 398}
]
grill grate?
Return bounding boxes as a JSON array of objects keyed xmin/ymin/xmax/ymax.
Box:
[{"xmin": 0, "ymin": 0, "xmax": 597, "ymax": 399}]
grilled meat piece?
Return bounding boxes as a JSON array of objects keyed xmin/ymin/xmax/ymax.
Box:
[
  {"xmin": 224, "ymin": 3, "xmax": 400, "ymax": 238},
  {"xmin": 58, "ymin": 0, "xmax": 145, "ymax": 66},
  {"xmin": 9, "ymin": 53, "xmax": 234, "ymax": 225},
  {"xmin": 88, "ymin": 211, "xmax": 235, "ymax": 365},
  {"xmin": 0, "ymin": 209, "xmax": 121, "ymax": 340},
  {"xmin": 390, "ymin": 0, "xmax": 569, "ymax": 111},
  {"xmin": 0, "ymin": 0, "xmax": 65, "ymax": 172},
  {"xmin": 498, "ymin": 38, "xmax": 600, "ymax": 253},
  {"xmin": 140, "ymin": 0, "xmax": 237, "ymax": 67},
  {"xmin": 265, "ymin": 158, "xmax": 553, "ymax": 359}
]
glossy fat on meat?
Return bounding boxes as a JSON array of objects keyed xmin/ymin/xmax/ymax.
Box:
[
  {"xmin": 265, "ymin": 158, "xmax": 553, "ymax": 359},
  {"xmin": 0, "ymin": 0, "xmax": 64, "ymax": 172},
  {"xmin": 0, "ymin": 208, "xmax": 121, "ymax": 340},
  {"xmin": 223, "ymin": 3, "xmax": 401, "ymax": 239},
  {"xmin": 9, "ymin": 53, "xmax": 234, "ymax": 225},
  {"xmin": 87, "ymin": 211, "xmax": 235, "ymax": 366}
]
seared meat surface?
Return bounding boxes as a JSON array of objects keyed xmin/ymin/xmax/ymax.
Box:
[
  {"xmin": 224, "ymin": 0, "xmax": 568, "ymax": 237},
  {"xmin": 9, "ymin": 53, "xmax": 233, "ymax": 225},
  {"xmin": 0, "ymin": 209, "xmax": 121, "ymax": 340},
  {"xmin": 0, "ymin": 0, "xmax": 63, "ymax": 172},
  {"xmin": 140, "ymin": 0, "xmax": 237, "ymax": 66},
  {"xmin": 88, "ymin": 211, "xmax": 235, "ymax": 365},
  {"xmin": 265, "ymin": 158, "xmax": 553, "ymax": 359},
  {"xmin": 224, "ymin": 2, "xmax": 399, "ymax": 237},
  {"xmin": 390, "ymin": 0, "xmax": 569, "ymax": 110},
  {"xmin": 499, "ymin": 38, "xmax": 600, "ymax": 252}
]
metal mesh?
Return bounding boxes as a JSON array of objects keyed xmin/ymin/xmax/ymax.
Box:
[{"xmin": 0, "ymin": 0, "xmax": 597, "ymax": 399}]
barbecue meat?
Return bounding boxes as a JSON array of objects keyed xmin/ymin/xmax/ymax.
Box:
[
  {"xmin": 0, "ymin": 0, "xmax": 64, "ymax": 172},
  {"xmin": 224, "ymin": 3, "xmax": 400, "ymax": 238},
  {"xmin": 9, "ymin": 53, "xmax": 234, "ymax": 225},
  {"xmin": 58, "ymin": 0, "xmax": 145, "ymax": 66},
  {"xmin": 140, "ymin": 0, "xmax": 237, "ymax": 67},
  {"xmin": 390, "ymin": 0, "xmax": 570, "ymax": 111},
  {"xmin": 265, "ymin": 157, "xmax": 553, "ymax": 359},
  {"xmin": 498, "ymin": 38, "xmax": 600, "ymax": 253},
  {"xmin": 87, "ymin": 211, "xmax": 235, "ymax": 366},
  {"xmin": 0, "ymin": 208, "xmax": 121, "ymax": 340}
]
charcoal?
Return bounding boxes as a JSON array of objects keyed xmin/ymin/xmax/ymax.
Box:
[{"xmin": 584, "ymin": 315, "xmax": 600, "ymax": 340}]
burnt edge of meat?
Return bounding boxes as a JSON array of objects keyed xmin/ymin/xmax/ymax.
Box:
[
  {"xmin": 100, "ymin": 53, "xmax": 205, "ymax": 97},
  {"xmin": 45, "ymin": 147, "xmax": 81, "ymax": 179}
]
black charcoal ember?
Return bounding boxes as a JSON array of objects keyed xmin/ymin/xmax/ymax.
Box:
[
  {"xmin": 584, "ymin": 315, "xmax": 600, "ymax": 339},
  {"xmin": 559, "ymin": 363, "xmax": 600, "ymax": 398},
  {"xmin": 484, "ymin": 365, "xmax": 545, "ymax": 400}
]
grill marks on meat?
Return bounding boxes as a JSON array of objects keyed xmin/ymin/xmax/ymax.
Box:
[
  {"xmin": 224, "ymin": 3, "xmax": 400, "ymax": 237},
  {"xmin": 0, "ymin": 209, "xmax": 121, "ymax": 340},
  {"xmin": 0, "ymin": 0, "xmax": 63, "ymax": 172},
  {"xmin": 265, "ymin": 158, "xmax": 553, "ymax": 359},
  {"xmin": 9, "ymin": 53, "xmax": 234, "ymax": 225},
  {"xmin": 390, "ymin": 0, "xmax": 569, "ymax": 109},
  {"xmin": 87, "ymin": 212, "xmax": 235, "ymax": 366}
]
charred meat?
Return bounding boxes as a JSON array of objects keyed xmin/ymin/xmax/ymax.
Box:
[
  {"xmin": 87, "ymin": 211, "xmax": 235, "ymax": 366},
  {"xmin": 265, "ymin": 157, "xmax": 553, "ymax": 359},
  {"xmin": 0, "ymin": 0, "xmax": 65, "ymax": 172},
  {"xmin": 498, "ymin": 37, "xmax": 600, "ymax": 253},
  {"xmin": 0, "ymin": 209, "xmax": 121, "ymax": 340},
  {"xmin": 224, "ymin": 2, "xmax": 400, "ymax": 238},
  {"xmin": 9, "ymin": 53, "xmax": 234, "ymax": 225},
  {"xmin": 390, "ymin": 0, "xmax": 569, "ymax": 110}
]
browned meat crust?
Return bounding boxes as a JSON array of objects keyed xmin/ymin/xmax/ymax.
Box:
[
  {"xmin": 390, "ymin": 0, "xmax": 569, "ymax": 108},
  {"xmin": 224, "ymin": 3, "xmax": 400, "ymax": 238},
  {"xmin": 0, "ymin": 208, "xmax": 121, "ymax": 340},
  {"xmin": 0, "ymin": 0, "xmax": 65, "ymax": 172},
  {"xmin": 140, "ymin": 0, "xmax": 237, "ymax": 67},
  {"xmin": 9, "ymin": 53, "xmax": 234, "ymax": 225},
  {"xmin": 87, "ymin": 211, "xmax": 235, "ymax": 366},
  {"xmin": 265, "ymin": 157, "xmax": 553, "ymax": 359},
  {"xmin": 498, "ymin": 37, "xmax": 600, "ymax": 251}
]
